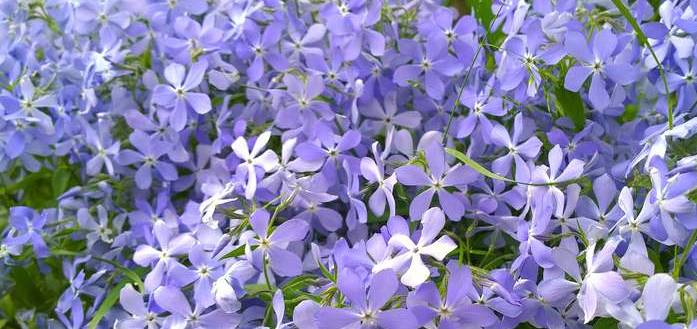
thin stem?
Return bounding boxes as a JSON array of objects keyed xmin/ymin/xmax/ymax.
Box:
[
  {"xmin": 442, "ymin": 3, "xmax": 507, "ymax": 142},
  {"xmin": 673, "ymin": 229, "xmax": 697, "ymax": 279}
]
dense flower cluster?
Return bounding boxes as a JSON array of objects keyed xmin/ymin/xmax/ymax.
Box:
[{"xmin": 2, "ymin": 0, "xmax": 697, "ymax": 328}]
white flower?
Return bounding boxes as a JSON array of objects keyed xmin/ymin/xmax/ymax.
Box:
[
  {"xmin": 373, "ymin": 207, "xmax": 456, "ymax": 287},
  {"xmin": 199, "ymin": 182, "xmax": 236, "ymax": 228},
  {"xmin": 231, "ymin": 131, "xmax": 279, "ymax": 200}
]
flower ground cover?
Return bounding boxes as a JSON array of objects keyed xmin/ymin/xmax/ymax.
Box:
[{"xmin": 1, "ymin": 0, "xmax": 697, "ymax": 328}]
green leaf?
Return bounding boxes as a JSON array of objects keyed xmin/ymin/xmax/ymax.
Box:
[
  {"xmin": 445, "ymin": 148, "xmax": 514, "ymax": 183},
  {"xmin": 619, "ymin": 103, "xmax": 639, "ymax": 123},
  {"xmin": 52, "ymin": 167, "xmax": 72, "ymax": 197},
  {"xmin": 680, "ymin": 287, "xmax": 696, "ymax": 323},
  {"xmin": 91, "ymin": 256, "xmax": 146, "ymax": 293},
  {"xmin": 281, "ymin": 275, "xmax": 317, "ymax": 294},
  {"xmin": 221, "ymin": 244, "xmax": 247, "ymax": 259},
  {"xmin": 88, "ymin": 281, "xmax": 129, "ymax": 329},
  {"xmin": 555, "ymin": 85, "xmax": 586, "ymax": 130},
  {"xmin": 318, "ymin": 261, "xmax": 336, "ymax": 282},
  {"xmin": 244, "ymin": 283, "xmax": 273, "ymax": 302},
  {"xmin": 471, "ymin": 0, "xmax": 494, "ymax": 33},
  {"xmin": 673, "ymin": 229, "xmax": 697, "ymax": 279},
  {"xmin": 591, "ymin": 317, "xmax": 619, "ymax": 329},
  {"xmin": 446, "ymin": 148, "xmax": 585, "ymax": 187},
  {"xmin": 610, "ymin": 0, "xmax": 673, "ymax": 128}
]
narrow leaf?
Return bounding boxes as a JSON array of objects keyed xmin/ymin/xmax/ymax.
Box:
[
  {"xmin": 221, "ymin": 244, "xmax": 247, "ymax": 259},
  {"xmin": 445, "ymin": 148, "xmax": 514, "ymax": 183},
  {"xmin": 88, "ymin": 280, "xmax": 129, "ymax": 329},
  {"xmin": 446, "ymin": 148, "xmax": 583, "ymax": 187}
]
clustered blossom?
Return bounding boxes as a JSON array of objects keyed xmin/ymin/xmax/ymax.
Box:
[{"xmin": 1, "ymin": 1, "xmax": 697, "ymax": 329}]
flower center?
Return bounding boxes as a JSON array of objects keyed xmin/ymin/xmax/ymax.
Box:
[
  {"xmin": 359, "ymin": 310, "xmax": 377, "ymax": 326},
  {"xmin": 438, "ymin": 305, "xmax": 453, "ymax": 318},
  {"xmin": 420, "ymin": 58, "xmax": 432, "ymax": 71},
  {"xmin": 591, "ymin": 60, "xmax": 604, "ymax": 73}
]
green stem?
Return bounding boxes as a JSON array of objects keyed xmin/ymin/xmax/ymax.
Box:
[
  {"xmin": 673, "ymin": 229, "xmax": 697, "ymax": 279},
  {"xmin": 442, "ymin": 3, "xmax": 506, "ymax": 141},
  {"xmin": 262, "ymin": 255, "xmax": 273, "ymax": 290}
]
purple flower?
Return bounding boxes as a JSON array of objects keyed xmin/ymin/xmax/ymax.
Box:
[
  {"xmin": 360, "ymin": 156, "xmax": 397, "ymax": 218},
  {"xmin": 0, "ymin": 78, "xmax": 57, "ymax": 134},
  {"xmin": 77, "ymin": 206, "xmax": 114, "ymax": 248},
  {"xmin": 546, "ymin": 125, "xmax": 598, "ymax": 160},
  {"xmin": 249, "ymin": 209, "xmax": 309, "ymax": 277},
  {"xmin": 490, "ymin": 113, "xmax": 543, "ymax": 182},
  {"xmin": 530, "ymin": 145, "xmax": 585, "ymax": 212},
  {"xmin": 577, "ymin": 239, "xmax": 630, "ymax": 323},
  {"xmin": 344, "ymin": 160, "xmax": 368, "ymax": 228},
  {"xmin": 642, "ymin": 1, "xmax": 695, "ymax": 69},
  {"xmin": 315, "ymin": 269, "xmax": 417, "ymax": 329},
  {"xmin": 497, "ymin": 28, "xmax": 565, "ymax": 97},
  {"xmin": 393, "ymin": 38, "xmax": 463, "ymax": 100},
  {"xmin": 275, "ymin": 74, "xmax": 334, "ymax": 132},
  {"xmin": 152, "ymin": 61, "xmax": 212, "ymax": 131},
  {"xmin": 133, "ymin": 221, "xmax": 195, "ymax": 292},
  {"xmin": 418, "ymin": 7, "xmax": 477, "ymax": 51},
  {"xmin": 74, "ymin": 0, "xmax": 130, "ymax": 35},
  {"xmin": 291, "ymin": 176, "xmax": 344, "ymax": 232},
  {"xmin": 282, "ymin": 23, "xmax": 327, "ymax": 62},
  {"xmin": 167, "ymin": 244, "xmax": 222, "ymax": 308},
  {"xmin": 295, "ymin": 128, "xmax": 361, "ymax": 184},
  {"xmin": 575, "ymin": 174, "xmax": 623, "ymax": 240},
  {"xmin": 319, "ymin": 0, "xmax": 384, "ymax": 61},
  {"xmin": 166, "ymin": 15, "xmax": 223, "ymax": 63},
  {"xmin": 646, "ymin": 158, "xmax": 697, "ymax": 244},
  {"xmin": 407, "ymin": 261, "xmax": 497, "ymax": 328},
  {"xmin": 57, "ymin": 257, "xmax": 106, "ymax": 314},
  {"xmin": 117, "ymin": 284, "xmax": 161, "ymax": 329},
  {"xmin": 454, "ymin": 86, "xmax": 506, "ymax": 139},
  {"xmin": 117, "ymin": 131, "xmax": 178, "ymax": 190},
  {"xmin": 563, "ymin": 28, "xmax": 638, "ymax": 110},
  {"xmin": 360, "ymin": 91, "xmax": 422, "ymax": 135},
  {"xmin": 616, "ymin": 186, "xmax": 661, "ymax": 274},
  {"xmin": 236, "ymin": 23, "xmax": 288, "ymax": 82},
  {"xmin": 512, "ymin": 191, "xmax": 556, "ymax": 270},
  {"xmin": 153, "ymin": 285, "xmax": 240, "ymax": 328},
  {"xmin": 82, "ymin": 120, "xmax": 120, "ymax": 176},
  {"xmin": 6, "ymin": 207, "xmax": 50, "ymax": 258},
  {"xmin": 667, "ymin": 58, "xmax": 697, "ymax": 113},
  {"xmin": 471, "ymin": 180, "xmax": 525, "ymax": 215},
  {"xmin": 395, "ymin": 144, "xmax": 477, "ymax": 220}
]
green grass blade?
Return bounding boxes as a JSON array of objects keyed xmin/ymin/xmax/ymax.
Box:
[
  {"xmin": 446, "ymin": 147, "xmax": 585, "ymax": 187},
  {"xmin": 88, "ymin": 281, "xmax": 129, "ymax": 329},
  {"xmin": 446, "ymin": 148, "xmax": 514, "ymax": 183}
]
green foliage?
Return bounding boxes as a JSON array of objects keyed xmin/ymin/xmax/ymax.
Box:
[
  {"xmin": 221, "ymin": 244, "xmax": 247, "ymax": 259},
  {"xmin": 88, "ymin": 281, "xmax": 130, "ymax": 329},
  {"xmin": 0, "ymin": 158, "xmax": 80, "ymax": 211},
  {"xmin": 555, "ymin": 85, "xmax": 586, "ymax": 131},
  {"xmin": 1, "ymin": 258, "xmax": 70, "ymax": 328},
  {"xmin": 619, "ymin": 103, "xmax": 640, "ymax": 123},
  {"xmin": 591, "ymin": 317, "xmax": 620, "ymax": 329},
  {"xmin": 280, "ymin": 275, "xmax": 321, "ymax": 310},
  {"xmin": 0, "ymin": 157, "xmax": 83, "ymax": 328},
  {"xmin": 446, "ymin": 148, "xmax": 516, "ymax": 182}
]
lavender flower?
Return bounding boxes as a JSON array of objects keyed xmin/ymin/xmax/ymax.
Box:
[
  {"xmin": 374, "ymin": 208, "xmax": 457, "ymax": 287},
  {"xmin": 315, "ymin": 269, "xmax": 417, "ymax": 329}
]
